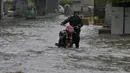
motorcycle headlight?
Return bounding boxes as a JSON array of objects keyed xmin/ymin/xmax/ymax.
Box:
[{"xmin": 68, "ymin": 28, "xmax": 74, "ymax": 33}]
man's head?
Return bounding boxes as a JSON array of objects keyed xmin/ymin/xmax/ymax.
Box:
[{"xmin": 73, "ymin": 11, "xmax": 79, "ymax": 16}]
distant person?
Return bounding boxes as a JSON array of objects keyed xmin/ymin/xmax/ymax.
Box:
[{"xmin": 64, "ymin": 4, "xmax": 71, "ymax": 16}]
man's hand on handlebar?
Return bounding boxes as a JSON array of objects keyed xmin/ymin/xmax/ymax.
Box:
[
  {"xmin": 75, "ymin": 26, "xmax": 80, "ymax": 29},
  {"xmin": 60, "ymin": 23, "xmax": 65, "ymax": 26}
]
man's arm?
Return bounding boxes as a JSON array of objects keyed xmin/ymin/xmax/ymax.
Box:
[
  {"xmin": 61, "ymin": 17, "xmax": 71, "ymax": 25},
  {"xmin": 79, "ymin": 17, "xmax": 83, "ymax": 28},
  {"xmin": 81, "ymin": 19, "xmax": 83, "ymax": 27}
]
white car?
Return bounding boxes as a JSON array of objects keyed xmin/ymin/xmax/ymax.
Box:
[{"xmin": 7, "ymin": 8, "xmax": 14, "ymax": 17}]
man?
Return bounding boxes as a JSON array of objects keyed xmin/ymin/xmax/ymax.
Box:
[{"xmin": 61, "ymin": 11, "xmax": 83, "ymax": 48}]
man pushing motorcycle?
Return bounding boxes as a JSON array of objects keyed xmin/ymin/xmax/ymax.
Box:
[{"xmin": 60, "ymin": 11, "xmax": 83, "ymax": 48}]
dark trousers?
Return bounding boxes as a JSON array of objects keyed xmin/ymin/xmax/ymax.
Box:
[{"xmin": 73, "ymin": 28, "xmax": 81, "ymax": 48}]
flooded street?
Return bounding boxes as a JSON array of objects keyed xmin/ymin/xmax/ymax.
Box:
[{"xmin": 0, "ymin": 15, "xmax": 130, "ymax": 73}]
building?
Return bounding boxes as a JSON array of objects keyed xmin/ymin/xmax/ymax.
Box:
[
  {"xmin": 46, "ymin": 0, "xmax": 59, "ymax": 13},
  {"xmin": 0, "ymin": 0, "xmax": 4, "ymax": 19},
  {"xmin": 14, "ymin": 0, "xmax": 28, "ymax": 17},
  {"xmin": 111, "ymin": 2, "xmax": 130, "ymax": 35},
  {"xmin": 94, "ymin": 0, "xmax": 105, "ymax": 19},
  {"xmin": 71, "ymin": 0, "xmax": 94, "ymax": 15},
  {"xmin": 34, "ymin": 0, "xmax": 46, "ymax": 16},
  {"xmin": 14, "ymin": 0, "xmax": 59, "ymax": 17},
  {"xmin": 35, "ymin": 0, "xmax": 59, "ymax": 16},
  {"xmin": 81, "ymin": 0, "xmax": 94, "ymax": 15},
  {"xmin": 98, "ymin": 2, "xmax": 130, "ymax": 35},
  {"xmin": 71, "ymin": 0, "xmax": 82, "ymax": 12}
]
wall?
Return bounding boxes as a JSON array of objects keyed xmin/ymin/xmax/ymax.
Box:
[
  {"xmin": 111, "ymin": 2, "xmax": 130, "ymax": 34},
  {"xmin": 71, "ymin": 2, "xmax": 81, "ymax": 12},
  {"xmin": 105, "ymin": 2, "xmax": 112, "ymax": 25},
  {"xmin": 14, "ymin": 0, "xmax": 59, "ymax": 17},
  {"xmin": 71, "ymin": 0, "xmax": 94, "ymax": 13},
  {"xmin": 94, "ymin": 0, "xmax": 105, "ymax": 18},
  {"xmin": 46, "ymin": 0, "xmax": 59, "ymax": 13},
  {"xmin": 14, "ymin": 0, "xmax": 28, "ymax": 17},
  {"xmin": 0, "ymin": 0, "xmax": 4, "ymax": 19},
  {"xmin": 111, "ymin": 7, "xmax": 124, "ymax": 34},
  {"xmin": 34, "ymin": 0, "xmax": 46, "ymax": 16},
  {"xmin": 81, "ymin": 0, "xmax": 94, "ymax": 6}
]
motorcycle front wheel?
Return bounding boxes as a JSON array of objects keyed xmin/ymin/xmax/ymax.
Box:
[{"xmin": 66, "ymin": 39, "xmax": 73, "ymax": 48}]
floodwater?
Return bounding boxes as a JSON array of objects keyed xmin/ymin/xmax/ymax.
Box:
[{"xmin": 0, "ymin": 15, "xmax": 129, "ymax": 73}]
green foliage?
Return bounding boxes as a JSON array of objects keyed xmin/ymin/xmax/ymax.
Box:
[
  {"xmin": 95, "ymin": 0, "xmax": 106, "ymax": 6},
  {"xmin": 95, "ymin": 0, "xmax": 130, "ymax": 6},
  {"xmin": 110, "ymin": 0, "xmax": 130, "ymax": 3},
  {"xmin": 96, "ymin": 0, "xmax": 130, "ymax": 3},
  {"xmin": 60, "ymin": 0, "xmax": 72, "ymax": 5}
]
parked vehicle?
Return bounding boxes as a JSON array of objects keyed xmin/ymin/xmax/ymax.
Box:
[{"xmin": 7, "ymin": 8, "xmax": 14, "ymax": 17}]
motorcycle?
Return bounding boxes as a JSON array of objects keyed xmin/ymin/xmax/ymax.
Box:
[{"xmin": 55, "ymin": 25, "xmax": 77, "ymax": 48}]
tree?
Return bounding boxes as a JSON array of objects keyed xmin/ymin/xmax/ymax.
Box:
[
  {"xmin": 95, "ymin": 0, "xmax": 130, "ymax": 4},
  {"xmin": 60, "ymin": 0, "xmax": 72, "ymax": 5}
]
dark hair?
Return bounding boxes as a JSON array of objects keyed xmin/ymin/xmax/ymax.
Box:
[{"xmin": 74, "ymin": 11, "xmax": 79, "ymax": 15}]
